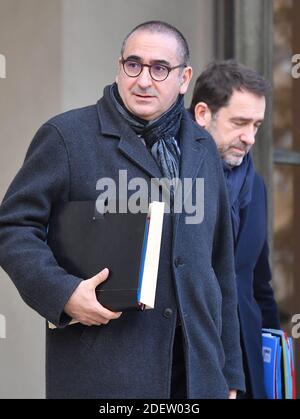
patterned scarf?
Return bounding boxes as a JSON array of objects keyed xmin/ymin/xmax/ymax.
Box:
[{"xmin": 110, "ymin": 83, "xmax": 183, "ymax": 181}]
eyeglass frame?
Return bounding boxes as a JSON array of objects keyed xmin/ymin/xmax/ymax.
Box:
[{"xmin": 120, "ymin": 56, "xmax": 187, "ymax": 82}]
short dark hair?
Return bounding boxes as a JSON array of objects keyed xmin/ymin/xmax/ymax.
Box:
[
  {"xmin": 190, "ymin": 60, "xmax": 271, "ymax": 115},
  {"xmin": 121, "ymin": 20, "xmax": 190, "ymax": 65}
]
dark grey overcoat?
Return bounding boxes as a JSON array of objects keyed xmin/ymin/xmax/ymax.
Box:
[{"xmin": 0, "ymin": 85, "xmax": 245, "ymax": 398}]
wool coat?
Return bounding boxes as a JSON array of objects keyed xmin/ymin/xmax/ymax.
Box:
[
  {"xmin": 235, "ymin": 173, "xmax": 280, "ymax": 398},
  {"xmin": 0, "ymin": 85, "xmax": 245, "ymax": 398}
]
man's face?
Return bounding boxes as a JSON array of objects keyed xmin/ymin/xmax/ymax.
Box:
[
  {"xmin": 116, "ymin": 30, "xmax": 192, "ymax": 121},
  {"xmin": 205, "ymin": 89, "xmax": 266, "ymax": 167}
]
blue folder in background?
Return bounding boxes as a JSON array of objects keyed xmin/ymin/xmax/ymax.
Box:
[
  {"xmin": 262, "ymin": 333, "xmax": 281, "ymax": 399},
  {"xmin": 262, "ymin": 328, "xmax": 296, "ymax": 399}
]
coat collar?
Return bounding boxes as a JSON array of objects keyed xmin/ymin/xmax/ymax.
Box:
[
  {"xmin": 97, "ymin": 88, "xmax": 162, "ymax": 179},
  {"xmin": 96, "ymin": 86, "xmax": 208, "ymax": 183},
  {"xmin": 179, "ymin": 111, "xmax": 208, "ymax": 182}
]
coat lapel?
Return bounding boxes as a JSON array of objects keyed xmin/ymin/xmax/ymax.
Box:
[
  {"xmin": 97, "ymin": 96, "xmax": 162, "ymax": 179},
  {"xmin": 118, "ymin": 127, "xmax": 163, "ymax": 179},
  {"xmin": 97, "ymin": 94, "xmax": 208, "ymax": 195},
  {"xmin": 234, "ymin": 199, "xmax": 250, "ymax": 266}
]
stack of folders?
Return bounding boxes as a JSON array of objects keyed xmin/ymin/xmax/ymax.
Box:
[
  {"xmin": 47, "ymin": 200, "xmax": 165, "ymax": 329},
  {"xmin": 262, "ymin": 328, "xmax": 296, "ymax": 399}
]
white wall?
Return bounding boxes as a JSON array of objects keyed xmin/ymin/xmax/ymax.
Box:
[
  {"xmin": 62, "ymin": 0, "xmax": 214, "ymax": 110},
  {"xmin": 0, "ymin": 0, "xmax": 214, "ymax": 398},
  {"xmin": 0, "ymin": 0, "xmax": 62, "ymax": 398}
]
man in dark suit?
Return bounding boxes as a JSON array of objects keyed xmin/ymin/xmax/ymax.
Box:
[
  {"xmin": 0, "ymin": 23, "xmax": 245, "ymax": 398},
  {"xmin": 190, "ymin": 60, "xmax": 280, "ymax": 398}
]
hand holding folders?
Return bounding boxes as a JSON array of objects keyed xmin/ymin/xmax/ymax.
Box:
[{"xmin": 63, "ymin": 268, "xmax": 122, "ymax": 327}]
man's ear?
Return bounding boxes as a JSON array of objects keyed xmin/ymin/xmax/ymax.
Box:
[
  {"xmin": 179, "ymin": 66, "xmax": 193, "ymax": 94},
  {"xmin": 194, "ymin": 102, "xmax": 212, "ymax": 128},
  {"xmin": 116, "ymin": 57, "xmax": 122, "ymax": 83}
]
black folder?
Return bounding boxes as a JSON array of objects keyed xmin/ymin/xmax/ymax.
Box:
[{"xmin": 47, "ymin": 201, "xmax": 164, "ymax": 313}]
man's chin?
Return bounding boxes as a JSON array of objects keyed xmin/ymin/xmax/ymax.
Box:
[
  {"xmin": 128, "ymin": 104, "xmax": 158, "ymax": 121},
  {"xmin": 224, "ymin": 156, "xmax": 244, "ymax": 168}
]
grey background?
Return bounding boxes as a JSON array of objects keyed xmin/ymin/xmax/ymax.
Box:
[{"xmin": 0, "ymin": 0, "xmax": 214, "ymax": 399}]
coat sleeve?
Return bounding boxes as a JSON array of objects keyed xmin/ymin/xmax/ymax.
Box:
[
  {"xmin": 212, "ymin": 164, "xmax": 246, "ymax": 393},
  {"xmin": 253, "ymin": 179, "xmax": 280, "ymax": 329},
  {"xmin": 0, "ymin": 123, "xmax": 82, "ymax": 327}
]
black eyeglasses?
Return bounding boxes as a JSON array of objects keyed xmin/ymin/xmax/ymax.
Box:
[{"xmin": 121, "ymin": 57, "xmax": 186, "ymax": 82}]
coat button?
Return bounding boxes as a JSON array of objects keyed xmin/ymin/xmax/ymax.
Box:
[
  {"xmin": 163, "ymin": 308, "xmax": 173, "ymax": 319},
  {"xmin": 174, "ymin": 257, "xmax": 184, "ymax": 267}
]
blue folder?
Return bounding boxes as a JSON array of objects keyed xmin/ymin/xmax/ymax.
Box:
[
  {"xmin": 262, "ymin": 328, "xmax": 295, "ymax": 399},
  {"xmin": 262, "ymin": 333, "xmax": 281, "ymax": 399}
]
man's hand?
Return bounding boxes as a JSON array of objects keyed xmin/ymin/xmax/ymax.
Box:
[
  {"xmin": 228, "ymin": 389, "xmax": 237, "ymax": 399},
  {"xmin": 64, "ymin": 268, "xmax": 122, "ymax": 326}
]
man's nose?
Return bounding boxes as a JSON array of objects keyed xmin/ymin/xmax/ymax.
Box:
[
  {"xmin": 240, "ymin": 127, "xmax": 256, "ymax": 147},
  {"xmin": 136, "ymin": 66, "xmax": 153, "ymax": 88}
]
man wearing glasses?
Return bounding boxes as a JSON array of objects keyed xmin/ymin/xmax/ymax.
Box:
[{"xmin": 0, "ymin": 21, "xmax": 244, "ymax": 399}]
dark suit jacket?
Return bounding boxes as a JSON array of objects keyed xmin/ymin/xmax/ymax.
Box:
[
  {"xmin": 0, "ymin": 86, "xmax": 245, "ymax": 398},
  {"xmin": 235, "ymin": 173, "xmax": 280, "ymax": 398}
]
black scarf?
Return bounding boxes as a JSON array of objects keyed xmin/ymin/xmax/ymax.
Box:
[{"xmin": 110, "ymin": 83, "xmax": 183, "ymax": 181}]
